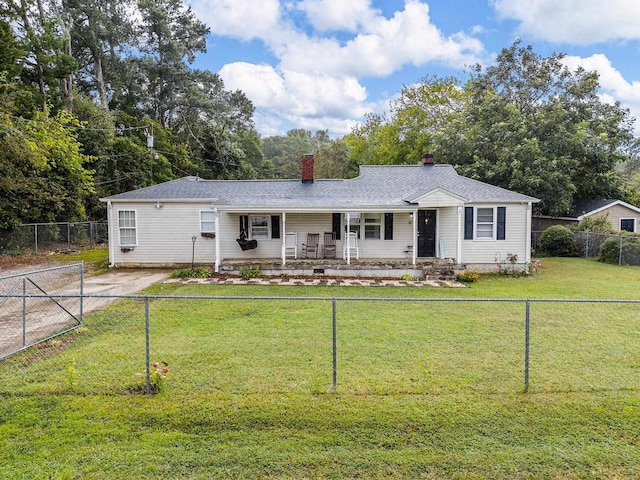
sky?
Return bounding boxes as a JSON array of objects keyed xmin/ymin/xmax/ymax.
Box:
[{"xmin": 185, "ymin": 0, "xmax": 640, "ymax": 138}]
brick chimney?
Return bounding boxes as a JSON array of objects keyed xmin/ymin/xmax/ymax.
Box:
[
  {"xmin": 302, "ymin": 154, "xmax": 314, "ymax": 183},
  {"xmin": 422, "ymin": 153, "xmax": 434, "ymax": 165}
]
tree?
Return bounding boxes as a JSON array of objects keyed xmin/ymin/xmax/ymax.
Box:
[
  {"xmin": 435, "ymin": 41, "xmax": 635, "ymax": 216},
  {"xmin": 0, "ymin": 101, "xmax": 94, "ymax": 227},
  {"xmin": 345, "ymin": 76, "xmax": 465, "ymax": 166}
]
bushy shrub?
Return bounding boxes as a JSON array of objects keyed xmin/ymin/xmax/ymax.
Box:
[
  {"xmin": 169, "ymin": 267, "xmax": 211, "ymax": 279},
  {"xmin": 598, "ymin": 235, "xmax": 640, "ymax": 265},
  {"xmin": 240, "ymin": 266, "xmax": 261, "ymax": 280},
  {"xmin": 456, "ymin": 270, "xmax": 479, "ymax": 283},
  {"xmin": 539, "ymin": 225, "xmax": 576, "ymax": 256},
  {"xmin": 576, "ymin": 213, "xmax": 614, "ymax": 233}
]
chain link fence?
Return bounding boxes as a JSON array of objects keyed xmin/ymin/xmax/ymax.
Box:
[
  {"xmin": 0, "ymin": 264, "xmax": 84, "ymax": 360},
  {"xmin": 1, "ymin": 292, "xmax": 638, "ymax": 396},
  {"xmin": 0, "ymin": 221, "xmax": 108, "ymax": 255},
  {"xmin": 533, "ymin": 229, "xmax": 640, "ymax": 266}
]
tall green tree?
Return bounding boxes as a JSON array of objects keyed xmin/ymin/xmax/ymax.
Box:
[{"xmin": 435, "ymin": 41, "xmax": 634, "ymax": 216}]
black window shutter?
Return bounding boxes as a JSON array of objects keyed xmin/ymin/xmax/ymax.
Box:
[
  {"xmin": 464, "ymin": 207, "xmax": 473, "ymax": 240},
  {"xmin": 271, "ymin": 215, "xmax": 280, "ymax": 239},
  {"xmin": 497, "ymin": 207, "xmax": 506, "ymax": 240},
  {"xmin": 332, "ymin": 213, "xmax": 341, "ymax": 240},
  {"xmin": 384, "ymin": 213, "xmax": 393, "ymax": 240}
]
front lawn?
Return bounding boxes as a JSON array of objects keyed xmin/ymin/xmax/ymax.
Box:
[{"xmin": 1, "ymin": 258, "xmax": 639, "ymax": 479}]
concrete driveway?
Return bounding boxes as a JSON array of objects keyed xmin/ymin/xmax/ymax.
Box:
[{"xmin": 83, "ymin": 269, "xmax": 172, "ymax": 296}]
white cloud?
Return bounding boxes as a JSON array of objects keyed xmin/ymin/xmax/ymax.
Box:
[
  {"xmin": 297, "ymin": 0, "xmax": 379, "ymax": 32},
  {"xmin": 492, "ymin": 0, "xmax": 640, "ymax": 44},
  {"xmin": 563, "ymin": 54, "xmax": 640, "ymax": 129},
  {"xmin": 192, "ymin": 0, "xmax": 487, "ymax": 136},
  {"xmin": 187, "ymin": 0, "xmax": 281, "ymax": 40},
  {"xmin": 219, "ymin": 62, "xmax": 372, "ymax": 135},
  {"xmin": 279, "ymin": 1, "xmax": 485, "ymax": 77}
]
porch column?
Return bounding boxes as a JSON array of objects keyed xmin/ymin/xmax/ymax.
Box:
[
  {"xmin": 214, "ymin": 208, "xmax": 220, "ymax": 273},
  {"xmin": 107, "ymin": 201, "xmax": 115, "ymax": 267},
  {"xmin": 281, "ymin": 211, "xmax": 287, "ymax": 266},
  {"xmin": 412, "ymin": 210, "xmax": 417, "ymax": 265},
  {"xmin": 456, "ymin": 206, "xmax": 463, "ymax": 265},
  {"xmin": 345, "ymin": 213, "xmax": 351, "ymax": 264},
  {"xmin": 525, "ymin": 203, "xmax": 532, "ymax": 264}
]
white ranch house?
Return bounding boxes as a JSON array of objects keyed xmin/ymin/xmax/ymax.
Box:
[{"xmin": 102, "ymin": 155, "xmax": 539, "ymax": 275}]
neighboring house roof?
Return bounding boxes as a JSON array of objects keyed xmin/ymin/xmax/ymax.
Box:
[
  {"xmin": 568, "ymin": 199, "xmax": 640, "ymax": 220},
  {"xmin": 101, "ymin": 164, "xmax": 539, "ymax": 210}
]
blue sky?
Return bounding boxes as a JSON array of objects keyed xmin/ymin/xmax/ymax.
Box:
[{"xmin": 186, "ymin": 0, "xmax": 640, "ymax": 138}]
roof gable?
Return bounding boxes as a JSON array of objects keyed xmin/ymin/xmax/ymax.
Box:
[{"xmin": 569, "ymin": 199, "xmax": 640, "ymax": 219}]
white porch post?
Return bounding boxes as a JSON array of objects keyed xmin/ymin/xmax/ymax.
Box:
[
  {"xmin": 107, "ymin": 201, "xmax": 115, "ymax": 267},
  {"xmin": 456, "ymin": 206, "xmax": 463, "ymax": 265},
  {"xmin": 412, "ymin": 210, "xmax": 417, "ymax": 265},
  {"xmin": 281, "ymin": 211, "xmax": 286, "ymax": 266},
  {"xmin": 214, "ymin": 208, "xmax": 220, "ymax": 273},
  {"xmin": 345, "ymin": 212, "xmax": 351, "ymax": 265},
  {"xmin": 525, "ymin": 203, "xmax": 532, "ymax": 264}
]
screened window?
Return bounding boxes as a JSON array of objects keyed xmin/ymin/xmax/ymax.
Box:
[
  {"xmin": 118, "ymin": 210, "xmax": 137, "ymax": 246},
  {"xmin": 346, "ymin": 214, "xmax": 361, "ymax": 239},
  {"xmin": 363, "ymin": 213, "xmax": 382, "ymax": 239},
  {"xmin": 200, "ymin": 211, "xmax": 216, "ymax": 233},
  {"xmin": 620, "ymin": 218, "xmax": 636, "ymax": 232},
  {"xmin": 250, "ymin": 216, "xmax": 269, "ymax": 239},
  {"xmin": 476, "ymin": 208, "xmax": 494, "ymax": 239}
]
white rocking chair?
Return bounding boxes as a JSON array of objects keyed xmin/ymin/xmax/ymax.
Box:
[
  {"xmin": 285, "ymin": 232, "xmax": 297, "ymax": 259},
  {"xmin": 343, "ymin": 231, "xmax": 359, "ymax": 260}
]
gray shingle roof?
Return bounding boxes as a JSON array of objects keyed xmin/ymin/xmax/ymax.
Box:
[{"xmin": 101, "ymin": 164, "xmax": 539, "ymax": 208}]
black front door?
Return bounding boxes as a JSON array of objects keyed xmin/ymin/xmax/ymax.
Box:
[{"xmin": 417, "ymin": 210, "xmax": 436, "ymax": 257}]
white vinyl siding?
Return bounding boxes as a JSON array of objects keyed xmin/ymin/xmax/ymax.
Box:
[{"xmin": 118, "ymin": 210, "xmax": 137, "ymax": 246}]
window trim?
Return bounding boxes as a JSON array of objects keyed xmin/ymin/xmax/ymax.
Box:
[
  {"xmin": 464, "ymin": 206, "xmax": 506, "ymax": 241},
  {"xmin": 118, "ymin": 209, "xmax": 137, "ymax": 246},
  {"xmin": 475, "ymin": 207, "xmax": 495, "ymax": 240},
  {"xmin": 249, "ymin": 215, "xmax": 270, "ymax": 239},
  {"xmin": 344, "ymin": 213, "xmax": 385, "ymax": 240},
  {"xmin": 620, "ymin": 218, "xmax": 636, "ymax": 233},
  {"xmin": 200, "ymin": 210, "xmax": 216, "ymax": 233}
]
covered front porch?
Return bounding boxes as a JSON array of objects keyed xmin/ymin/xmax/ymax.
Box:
[{"xmin": 217, "ymin": 257, "xmax": 464, "ymax": 281}]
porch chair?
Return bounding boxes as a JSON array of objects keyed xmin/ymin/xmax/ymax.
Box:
[
  {"xmin": 285, "ymin": 232, "xmax": 297, "ymax": 259},
  {"xmin": 343, "ymin": 231, "xmax": 359, "ymax": 260},
  {"xmin": 323, "ymin": 232, "xmax": 336, "ymax": 259},
  {"xmin": 301, "ymin": 233, "xmax": 320, "ymax": 258}
]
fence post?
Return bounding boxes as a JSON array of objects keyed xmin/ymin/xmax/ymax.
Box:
[
  {"xmin": 22, "ymin": 277, "xmax": 27, "ymax": 347},
  {"xmin": 524, "ymin": 299, "xmax": 530, "ymax": 393},
  {"xmin": 34, "ymin": 224, "xmax": 38, "ymax": 254},
  {"xmin": 80, "ymin": 261, "xmax": 84, "ymax": 324},
  {"xmin": 619, "ymin": 236, "xmax": 623, "ymax": 266},
  {"xmin": 585, "ymin": 231, "xmax": 589, "ymax": 258},
  {"xmin": 145, "ymin": 297, "xmax": 151, "ymax": 395},
  {"xmin": 332, "ymin": 298, "xmax": 337, "ymax": 392}
]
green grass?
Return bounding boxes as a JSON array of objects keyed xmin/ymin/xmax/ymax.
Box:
[{"xmin": 1, "ymin": 258, "xmax": 640, "ymax": 479}]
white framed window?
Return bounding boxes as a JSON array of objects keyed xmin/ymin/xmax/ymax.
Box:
[
  {"xmin": 118, "ymin": 210, "xmax": 137, "ymax": 246},
  {"xmin": 250, "ymin": 215, "xmax": 269, "ymax": 239},
  {"xmin": 346, "ymin": 213, "xmax": 361, "ymax": 239},
  {"xmin": 344, "ymin": 213, "xmax": 383, "ymax": 240},
  {"xmin": 363, "ymin": 213, "xmax": 382, "ymax": 239},
  {"xmin": 620, "ymin": 218, "xmax": 636, "ymax": 232},
  {"xmin": 475, "ymin": 208, "xmax": 494, "ymax": 239},
  {"xmin": 200, "ymin": 210, "xmax": 216, "ymax": 233}
]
